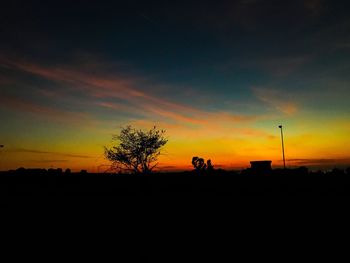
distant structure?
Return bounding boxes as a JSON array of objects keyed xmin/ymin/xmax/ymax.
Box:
[{"xmin": 250, "ymin": 161, "xmax": 272, "ymax": 175}]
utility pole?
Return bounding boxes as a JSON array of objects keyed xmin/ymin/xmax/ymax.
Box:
[{"xmin": 278, "ymin": 125, "xmax": 286, "ymax": 169}]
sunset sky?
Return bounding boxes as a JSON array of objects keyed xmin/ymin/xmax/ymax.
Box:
[{"xmin": 1, "ymin": 0, "xmax": 350, "ymax": 172}]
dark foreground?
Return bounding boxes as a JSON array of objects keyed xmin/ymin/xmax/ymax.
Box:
[{"xmin": 1, "ymin": 168, "xmax": 350, "ymax": 196}]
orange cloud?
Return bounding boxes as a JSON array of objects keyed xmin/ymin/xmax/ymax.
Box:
[
  {"xmin": 0, "ymin": 95, "xmax": 93, "ymax": 125},
  {"xmin": 9, "ymin": 148, "xmax": 93, "ymax": 159},
  {"xmin": 2, "ymin": 57, "xmax": 260, "ymax": 128}
]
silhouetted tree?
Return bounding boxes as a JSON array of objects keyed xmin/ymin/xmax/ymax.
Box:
[
  {"xmin": 192, "ymin": 157, "xmax": 206, "ymax": 172},
  {"xmin": 105, "ymin": 126, "xmax": 168, "ymax": 174}
]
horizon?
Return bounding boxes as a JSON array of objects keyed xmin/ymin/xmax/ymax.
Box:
[
  {"xmin": 1, "ymin": 0, "xmax": 350, "ymax": 172},
  {"xmin": 2, "ymin": 163, "xmax": 350, "ymax": 174}
]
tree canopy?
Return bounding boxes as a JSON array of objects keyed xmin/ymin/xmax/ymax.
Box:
[{"xmin": 104, "ymin": 126, "xmax": 168, "ymax": 174}]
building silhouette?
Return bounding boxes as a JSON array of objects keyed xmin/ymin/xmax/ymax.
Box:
[{"xmin": 250, "ymin": 161, "xmax": 272, "ymax": 175}]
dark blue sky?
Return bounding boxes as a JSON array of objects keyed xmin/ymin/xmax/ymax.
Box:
[{"xmin": 2, "ymin": 1, "xmax": 350, "ymax": 103}]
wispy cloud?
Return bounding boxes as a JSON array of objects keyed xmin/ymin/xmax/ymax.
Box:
[
  {"xmin": 1, "ymin": 56, "xmax": 260, "ymax": 128},
  {"xmin": 252, "ymin": 87, "xmax": 298, "ymax": 115},
  {"xmin": 0, "ymin": 94, "xmax": 89, "ymax": 119},
  {"xmin": 9, "ymin": 148, "xmax": 93, "ymax": 159},
  {"xmin": 28, "ymin": 160, "xmax": 69, "ymax": 163},
  {"xmin": 246, "ymin": 55, "xmax": 312, "ymax": 77},
  {"xmin": 335, "ymin": 42, "xmax": 350, "ymax": 50},
  {"xmin": 304, "ymin": 0, "xmax": 325, "ymax": 17},
  {"xmin": 288, "ymin": 158, "xmax": 350, "ymax": 167}
]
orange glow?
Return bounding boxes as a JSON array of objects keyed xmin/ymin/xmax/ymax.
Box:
[{"xmin": 1, "ymin": 57, "xmax": 349, "ymax": 172}]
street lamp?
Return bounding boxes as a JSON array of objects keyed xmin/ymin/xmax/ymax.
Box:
[
  {"xmin": 278, "ymin": 125, "xmax": 286, "ymax": 169},
  {"xmin": 0, "ymin": 145, "xmax": 4, "ymax": 172}
]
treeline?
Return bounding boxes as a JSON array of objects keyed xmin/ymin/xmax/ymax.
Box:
[{"xmin": 2, "ymin": 166, "xmax": 350, "ymax": 177}]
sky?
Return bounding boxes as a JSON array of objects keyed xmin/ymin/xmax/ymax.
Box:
[{"xmin": 0, "ymin": 0, "xmax": 350, "ymax": 172}]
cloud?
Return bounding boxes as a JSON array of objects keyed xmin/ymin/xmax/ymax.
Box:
[
  {"xmin": 289, "ymin": 158, "xmax": 337, "ymax": 164},
  {"xmin": 0, "ymin": 94, "xmax": 93, "ymax": 125},
  {"xmin": 28, "ymin": 160, "xmax": 69, "ymax": 163},
  {"xmin": 128, "ymin": 118, "xmax": 274, "ymax": 141},
  {"xmin": 252, "ymin": 87, "xmax": 298, "ymax": 115},
  {"xmin": 0, "ymin": 56, "xmax": 260, "ymax": 128},
  {"xmin": 239, "ymin": 0, "xmax": 260, "ymax": 4},
  {"xmin": 9, "ymin": 148, "xmax": 93, "ymax": 159},
  {"xmin": 246, "ymin": 55, "xmax": 312, "ymax": 77},
  {"xmin": 0, "ymin": 73, "xmax": 15, "ymax": 85},
  {"xmin": 288, "ymin": 158, "xmax": 350, "ymax": 166},
  {"xmin": 335, "ymin": 42, "xmax": 350, "ymax": 50},
  {"xmin": 304, "ymin": 0, "xmax": 325, "ymax": 17},
  {"xmin": 234, "ymin": 128, "xmax": 277, "ymax": 139}
]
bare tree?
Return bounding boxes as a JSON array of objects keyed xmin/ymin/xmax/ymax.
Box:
[{"xmin": 104, "ymin": 126, "xmax": 168, "ymax": 174}]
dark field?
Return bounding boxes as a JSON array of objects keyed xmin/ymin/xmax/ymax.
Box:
[{"xmin": 1, "ymin": 168, "xmax": 350, "ymax": 196}]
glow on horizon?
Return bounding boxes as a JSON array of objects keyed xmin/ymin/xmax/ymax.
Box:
[
  {"xmin": 0, "ymin": 56, "xmax": 350, "ymax": 172},
  {"xmin": 1, "ymin": 113, "xmax": 350, "ymax": 172}
]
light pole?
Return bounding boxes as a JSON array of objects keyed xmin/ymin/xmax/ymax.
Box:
[
  {"xmin": 0, "ymin": 145, "xmax": 3, "ymax": 172},
  {"xmin": 278, "ymin": 125, "xmax": 286, "ymax": 169}
]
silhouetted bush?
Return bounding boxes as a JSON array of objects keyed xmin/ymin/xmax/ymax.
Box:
[
  {"xmin": 192, "ymin": 157, "xmax": 215, "ymax": 175},
  {"xmin": 192, "ymin": 157, "xmax": 206, "ymax": 172},
  {"xmin": 207, "ymin": 159, "xmax": 214, "ymax": 172},
  {"xmin": 330, "ymin": 168, "xmax": 345, "ymax": 176}
]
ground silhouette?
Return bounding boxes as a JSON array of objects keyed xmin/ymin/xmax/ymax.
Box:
[{"xmin": 1, "ymin": 166, "xmax": 350, "ymax": 196}]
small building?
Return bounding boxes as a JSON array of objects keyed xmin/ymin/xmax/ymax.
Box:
[{"xmin": 250, "ymin": 161, "xmax": 272, "ymax": 174}]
